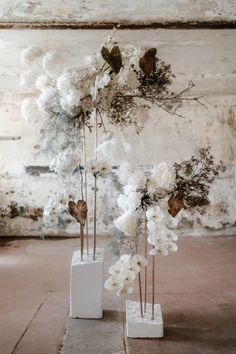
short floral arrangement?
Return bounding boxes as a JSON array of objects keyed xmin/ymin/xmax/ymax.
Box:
[{"xmin": 105, "ymin": 147, "xmax": 225, "ymax": 318}]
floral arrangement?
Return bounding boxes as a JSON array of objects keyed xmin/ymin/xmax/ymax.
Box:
[
  {"xmin": 20, "ymin": 32, "xmax": 200, "ymax": 260},
  {"xmin": 105, "ymin": 147, "xmax": 225, "ymax": 319},
  {"xmin": 105, "ymin": 254, "xmax": 147, "ymax": 297},
  {"xmin": 19, "ymin": 32, "xmax": 226, "ymax": 326},
  {"xmin": 20, "ymin": 31, "xmax": 200, "ymax": 148}
]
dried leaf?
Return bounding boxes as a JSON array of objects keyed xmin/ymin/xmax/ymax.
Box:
[
  {"xmin": 68, "ymin": 199, "xmax": 88, "ymax": 225},
  {"xmin": 168, "ymin": 193, "xmax": 184, "ymax": 217},
  {"xmin": 101, "ymin": 46, "xmax": 122, "ymax": 74},
  {"xmin": 139, "ymin": 48, "xmax": 157, "ymax": 77}
]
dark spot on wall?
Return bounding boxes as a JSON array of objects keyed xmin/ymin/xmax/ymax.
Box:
[
  {"xmin": 29, "ymin": 208, "xmax": 43, "ymax": 221},
  {"xmin": 24, "ymin": 165, "xmax": 54, "ymax": 176},
  {"xmin": 0, "ymin": 202, "xmax": 43, "ymax": 221},
  {"xmin": 9, "ymin": 203, "xmax": 20, "ymax": 218},
  {"xmin": 227, "ymin": 107, "xmax": 236, "ymax": 132}
]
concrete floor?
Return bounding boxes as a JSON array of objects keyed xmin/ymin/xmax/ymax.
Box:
[{"xmin": 0, "ymin": 236, "xmax": 236, "ymax": 354}]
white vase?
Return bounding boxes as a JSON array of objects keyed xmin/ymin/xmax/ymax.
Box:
[
  {"xmin": 70, "ymin": 248, "xmax": 104, "ymax": 319},
  {"xmin": 126, "ymin": 300, "xmax": 164, "ymax": 338}
]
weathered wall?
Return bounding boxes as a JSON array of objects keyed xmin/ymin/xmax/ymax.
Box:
[
  {"xmin": 0, "ymin": 0, "xmax": 235, "ymax": 24},
  {"xmin": 0, "ymin": 2, "xmax": 235, "ymax": 236}
]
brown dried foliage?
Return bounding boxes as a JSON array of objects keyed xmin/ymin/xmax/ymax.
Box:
[{"xmin": 68, "ymin": 200, "xmax": 88, "ymax": 225}]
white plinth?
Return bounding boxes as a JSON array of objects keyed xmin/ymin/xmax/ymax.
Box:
[
  {"xmin": 126, "ymin": 300, "xmax": 164, "ymax": 338},
  {"xmin": 70, "ymin": 248, "xmax": 104, "ymax": 319}
]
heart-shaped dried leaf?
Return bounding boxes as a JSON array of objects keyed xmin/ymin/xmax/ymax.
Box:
[
  {"xmin": 139, "ymin": 48, "xmax": 157, "ymax": 77},
  {"xmin": 101, "ymin": 46, "xmax": 122, "ymax": 74},
  {"xmin": 68, "ymin": 199, "xmax": 88, "ymax": 226},
  {"xmin": 168, "ymin": 193, "xmax": 184, "ymax": 217}
]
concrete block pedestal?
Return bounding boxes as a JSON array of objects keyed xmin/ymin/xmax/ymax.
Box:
[
  {"xmin": 70, "ymin": 248, "xmax": 104, "ymax": 319},
  {"xmin": 126, "ymin": 300, "xmax": 164, "ymax": 338}
]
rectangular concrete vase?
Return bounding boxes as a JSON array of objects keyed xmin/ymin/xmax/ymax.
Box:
[
  {"xmin": 126, "ymin": 300, "xmax": 164, "ymax": 338},
  {"xmin": 70, "ymin": 248, "xmax": 104, "ymax": 319}
]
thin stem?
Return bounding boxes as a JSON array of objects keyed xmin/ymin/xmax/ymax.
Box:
[
  {"xmin": 80, "ymin": 223, "xmax": 84, "ymax": 262},
  {"xmin": 95, "ymin": 111, "xmax": 98, "ymax": 160},
  {"xmin": 138, "ymin": 272, "xmax": 144, "ymax": 318},
  {"xmin": 144, "ymin": 214, "xmax": 148, "ymax": 314},
  {"xmin": 83, "ymin": 125, "xmax": 89, "ymax": 256},
  {"xmin": 93, "ymin": 176, "xmax": 97, "ymax": 260},
  {"xmin": 79, "ymin": 159, "xmax": 84, "ymax": 261},
  {"xmin": 151, "ymin": 252, "xmax": 155, "ymax": 320},
  {"xmin": 93, "ymin": 110, "xmax": 98, "ymax": 260},
  {"xmin": 79, "ymin": 166, "xmax": 84, "ymax": 201}
]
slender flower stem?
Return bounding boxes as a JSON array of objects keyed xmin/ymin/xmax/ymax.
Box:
[
  {"xmin": 93, "ymin": 176, "xmax": 97, "ymax": 260},
  {"xmin": 79, "ymin": 160, "xmax": 84, "ymax": 261},
  {"xmin": 151, "ymin": 251, "xmax": 155, "ymax": 320},
  {"xmin": 144, "ymin": 214, "xmax": 148, "ymax": 314},
  {"xmin": 83, "ymin": 125, "xmax": 89, "ymax": 256},
  {"xmin": 80, "ymin": 223, "xmax": 84, "ymax": 262},
  {"xmin": 138, "ymin": 272, "xmax": 144, "ymax": 318},
  {"xmin": 93, "ymin": 110, "xmax": 98, "ymax": 261}
]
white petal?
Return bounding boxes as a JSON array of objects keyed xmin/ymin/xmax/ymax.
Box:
[{"xmin": 21, "ymin": 98, "xmax": 41, "ymax": 123}]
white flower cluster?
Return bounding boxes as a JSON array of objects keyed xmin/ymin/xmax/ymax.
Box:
[
  {"xmin": 49, "ymin": 148, "xmax": 81, "ymax": 175},
  {"xmin": 114, "ymin": 210, "xmax": 138, "ymax": 237},
  {"xmin": 20, "ymin": 39, "xmax": 147, "ymax": 130},
  {"xmin": 147, "ymin": 162, "xmax": 176, "ymax": 193},
  {"xmin": 21, "ymin": 97, "xmax": 41, "ymax": 123},
  {"xmin": 84, "ymin": 134, "xmax": 130, "ymax": 178},
  {"xmin": 146, "ymin": 205, "xmax": 178, "ymax": 256},
  {"xmin": 114, "ymin": 163, "xmax": 146, "ymax": 237},
  {"xmin": 20, "ymin": 45, "xmax": 43, "ymax": 66},
  {"xmin": 84, "ymin": 160, "xmax": 111, "ymax": 177},
  {"xmin": 104, "ymin": 254, "xmax": 147, "ymax": 296},
  {"xmin": 96, "ymin": 134, "xmax": 130, "ymax": 165},
  {"xmin": 117, "ymin": 161, "xmax": 146, "ymax": 188},
  {"xmin": 20, "ymin": 69, "xmax": 39, "ymax": 91},
  {"xmin": 20, "ymin": 45, "xmax": 64, "ymax": 121},
  {"xmin": 37, "ymin": 87, "xmax": 60, "ymax": 116},
  {"xmin": 115, "ymin": 160, "xmax": 179, "ymax": 256},
  {"xmin": 43, "ymin": 194, "xmax": 69, "ymax": 227}
]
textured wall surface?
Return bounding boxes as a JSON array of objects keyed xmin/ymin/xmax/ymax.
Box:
[
  {"xmin": 0, "ymin": 29, "xmax": 235, "ymax": 236},
  {"xmin": 0, "ymin": 1, "xmax": 235, "ymax": 237},
  {"xmin": 0, "ymin": 0, "xmax": 235, "ymax": 23}
]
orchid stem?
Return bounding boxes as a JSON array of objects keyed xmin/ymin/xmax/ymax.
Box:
[
  {"xmin": 138, "ymin": 272, "xmax": 144, "ymax": 318},
  {"xmin": 151, "ymin": 251, "xmax": 155, "ymax": 320}
]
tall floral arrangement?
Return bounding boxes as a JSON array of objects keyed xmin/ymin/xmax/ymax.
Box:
[{"xmin": 20, "ymin": 31, "xmax": 201, "ymax": 260}]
